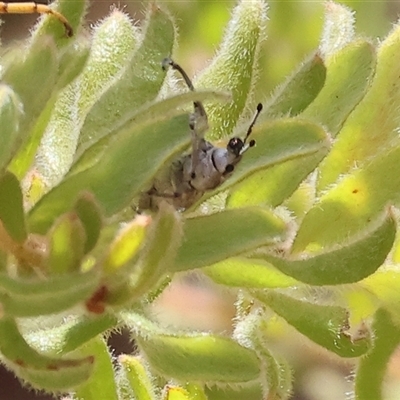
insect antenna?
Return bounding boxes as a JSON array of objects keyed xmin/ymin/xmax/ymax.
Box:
[
  {"xmin": 244, "ymin": 103, "xmax": 263, "ymax": 146},
  {"xmin": 236, "ymin": 103, "xmax": 263, "ymax": 155}
]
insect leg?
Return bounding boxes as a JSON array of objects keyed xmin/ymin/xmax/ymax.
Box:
[
  {"xmin": 0, "ymin": 2, "xmax": 73, "ymax": 37},
  {"xmin": 162, "ymin": 58, "xmax": 209, "ymax": 176},
  {"xmin": 162, "ymin": 58, "xmax": 208, "ymax": 132}
]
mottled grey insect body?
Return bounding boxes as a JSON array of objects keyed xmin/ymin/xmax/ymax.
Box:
[{"xmin": 138, "ymin": 58, "xmax": 262, "ymax": 211}]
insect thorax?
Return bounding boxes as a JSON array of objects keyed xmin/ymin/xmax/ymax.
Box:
[{"xmin": 139, "ymin": 138, "xmax": 239, "ymax": 211}]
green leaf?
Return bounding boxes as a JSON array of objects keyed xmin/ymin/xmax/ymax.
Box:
[
  {"xmin": 255, "ymin": 290, "xmax": 371, "ymax": 357},
  {"xmin": 361, "ymin": 268, "xmax": 400, "ymax": 325},
  {"xmin": 233, "ymin": 311, "xmax": 292, "ymax": 400},
  {"xmin": 34, "ymin": 9, "xmax": 138, "ymax": 190},
  {"xmin": 0, "ymin": 171, "xmax": 26, "ymax": 243},
  {"xmin": 56, "ymin": 35, "xmax": 90, "ymax": 90},
  {"xmin": 47, "ymin": 212, "xmax": 86, "ymax": 274},
  {"xmin": 109, "ymin": 204, "xmax": 182, "ymax": 305},
  {"xmin": 263, "ymin": 53, "xmax": 326, "ymax": 118},
  {"xmin": 317, "ymin": 23, "xmax": 400, "ymax": 190},
  {"xmin": 319, "ymin": 1, "xmax": 355, "ymax": 58},
  {"xmin": 79, "ymin": 4, "xmax": 176, "ymax": 149},
  {"xmin": 28, "ymin": 114, "xmax": 189, "ymax": 233},
  {"xmin": 72, "ymin": 90, "xmax": 228, "ymax": 174},
  {"xmin": 33, "ymin": 0, "xmax": 87, "ymax": 46},
  {"xmin": 74, "ymin": 193, "xmax": 103, "ymax": 254},
  {"xmin": 218, "ymin": 118, "xmax": 329, "ymax": 209},
  {"xmin": 103, "ymin": 216, "xmax": 149, "ymax": 275},
  {"xmin": 205, "ymin": 384, "xmax": 263, "ymax": 400},
  {"xmin": 137, "ymin": 333, "xmax": 260, "ymax": 383},
  {"xmin": 195, "ymin": 0, "xmax": 267, "ymax": 140},
  {"xmin": 2, "ymin": 36, "xmax": 58, "ymax": 130},
  {"xmin": 302, "ymin": 40, "xmax": 376, "ymax": 137},
  {"xmin": 174, "ymin": 207, "xmax": 286, "ymax": 272},
  {"xmin": 261, "ymin": 212, "xmax": 395, "ymax": 285},
  {"xmin": 0, "ymin": 317, "xmax": 94, "ymax": 390},
  {"xmin": 24, "ymin": 314, "xmax": 118, "ymax": 355},
  {"xmin": 0, "ymin": 268, "xmax": 100, "ymax": 317},
  {"xmin": 227, "ymin": 148, "xmax": 325, "ymax": 209},
  {"xmin": 119, "ymin": 355, "xmax": 156, "ymax": 400},
  {"xmin": 0, "ymin": 85, "xmax": 23, "ymax": 171},
  {"xmin": 293, "ymin": 145, "xmax": 400, "ymax": 251},
  {"xmin": 203, "ymin": 257, "xmax": 297, "ymax": 288},
  {"xmin": 74, "ymin": 337, "xmax": 118, "ymax": 400},
  {"xmin": 164, "ymin": 386, "xmax": 192, "ymax": 400},
  {"xmin": 184, "ymin": 383, "xmax": 208, "ymax": 400},
  {"xmin": 355, "ymin": 308, "xmax": 400, "ymax": 400}
]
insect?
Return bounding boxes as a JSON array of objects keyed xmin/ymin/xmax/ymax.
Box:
[
  {"xmin": 0, "ymin": 2, "xmax": 73, "ymax": 37},
  {"xmin": 139, "ymin": 58, "xmax": 263, "ymax": 211}
]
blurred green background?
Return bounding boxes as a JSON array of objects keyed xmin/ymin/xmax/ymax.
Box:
[
  {"xmin": 0, "ymin": 1, "xmax": 399, "ymax": 400},
  {"xmin": 2, "ymin": 0, "xmax": 397, "ymax": 97}
]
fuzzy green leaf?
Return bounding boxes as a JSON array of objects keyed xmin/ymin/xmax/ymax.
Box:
[
  {"xmin": 255, "ymin": 290, "xmax": 371, "ymax": 357},
  {"xmin": 74, "ymin": 193, "xmax": 103, "ymax": 254},
  {"xmin": 0, "ymin": 268, "xmax": 100, "ymax": 317},
  {"xmin": 227, "ymin": 148, "xmax": 325, "ymax": 208},
  {"xmin": 219, "ymin": 118, "xmax": 329, "ymax": 208},
  {"xmin": 262, "ymin": 212, "xmax": 395, "ymax": 285},
  {"xmin": 263, "ymin": 53, "xmax": 326, "ymax": 118},
  {"xmin": 195, "ymin": 0, "xmax": 267, "ymax": 140},
  {"xmin": 0, "ymin": 171, "xmax": 26, "ymax": 243},
  {"xmin": 164, "ymin": 387, "xmax": 192, "ymax": 400},
  {"xmin": 0, "ymin": 317, "xmax": 94, "ymax": 390},
  {"xmin": 24, "ymin": 314, "xmax": 117, "ymax": 356},
  {"xmin": 302, "ymin": 40, "xmax": 376, "ymax": 137},
  {"xmin": 317, "ymin": 22, "xmax": 400, "ymax": 190},
  {"xmin": 103, "ymin": 216, "xmax": 149, "ymax": 275},
  {"xmin": 361, "ymin": 268, "xmax": 400, "ymax": 325},
  {"xmin": 293, "ymin": 146, "xmax": 400, "ymax": 251},
  {"xmin": 319, "ymin": 1, "xmax": 355, "ymax": 58},
  {"xmin": 355, "ymin": 308, "xmax": 400, "ymax": 400},
  {"xmin": 34, "ymin": 9, "xmax": 138, "ymax": 189},
  {"xmin": 28, "ymin": 114, "xmax": 189, "ymax": 233},
  {"xmin": 47, "ymin": 213, "xmax": 86, "ymax": 274},
  {"xmin": 174, "ymin": 207, "xmax": 286, "ymax": 272},
  {"xmin": 74, "ymin": 337, "xmax": 118, "ymax": 400},
  {"xmin": 79, "ymin": 4, "xmax": 176, "ymax": 149},
  {"xmin": 204, "ymin": 384, "xmax": 263, "ymax": 400},
  {"xmin": 203, "ymin": 257, "xmax": 297, "ymax": 288},
  {"xmin": 71, "ymin": 90, "xmax": 229, "ymax": 174},
  {"xmin": 2, "ymin": 36, "xmax": 58, "ymax": 130},
  {"xmin": 119, "ymin": 355, "xmax": 156, "ymax": 400},
  {"xmin": 137, "ymin": 334, "xmax": 260, "ymax": 383},
  {"xmin": 128, "ymin": 204, "xmax": 181, "ymax": 297},
  {"xmin": 107, "ymin": 204, "xmax": 182, "ymax": 306},
  {"xmin": 0, "ymin": 85, "xmax": 24, "ymax": 171},
  {"xmin": 56, "ymin": 36, "xmax": 90, "ymax": 90},
  {"xmin": 33, "ymin": 0, "xmax": 87, "ymax": 46},
  {"xmin": 107, "ymin": 203, "xmax": 182, "ymax": 305}
]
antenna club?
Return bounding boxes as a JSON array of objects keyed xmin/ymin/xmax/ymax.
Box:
[{"xmin": 257, "ymin": 103, "xmax": 263, "ymax": 112}]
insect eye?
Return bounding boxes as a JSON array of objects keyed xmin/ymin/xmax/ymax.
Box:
[
  {"xmin": 227, "ymin": 138, "xmax": 244, "ymax": 156},
  {"xmin": 225, "ymin": 164, "xmax": 234, "ymax": 174}
]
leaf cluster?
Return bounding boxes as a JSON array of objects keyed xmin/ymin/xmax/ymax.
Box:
[{"xmin": 0, "ymin": 1, "xmax": 399, "ymax": 399}]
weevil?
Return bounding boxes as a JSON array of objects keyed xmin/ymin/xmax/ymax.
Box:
[
  {"xmin": 0, "ymin": 2, "xmax": 73, "ymax": 37},
  {"xmin": 139, "ymin": 58, "xmax": 263, "ymax": 211}
]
